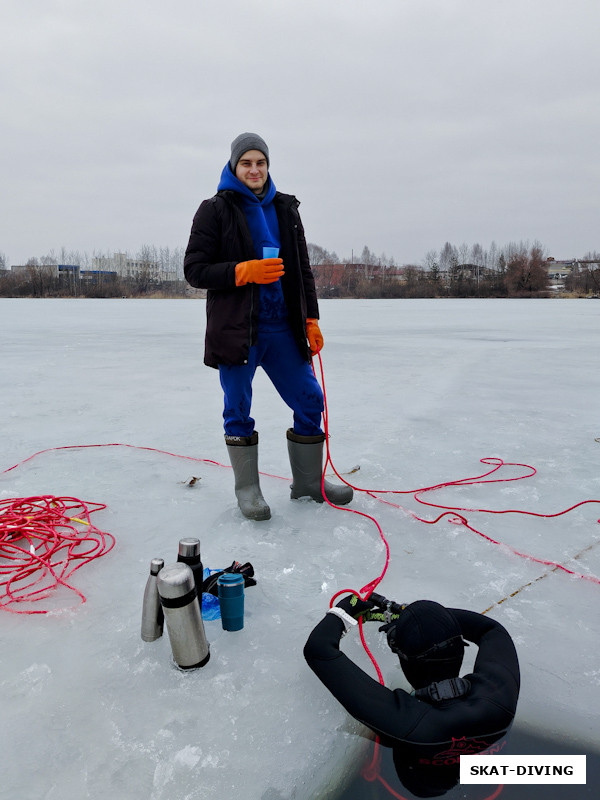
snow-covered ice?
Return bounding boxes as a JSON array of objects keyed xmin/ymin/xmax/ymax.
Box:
[{"xmin": 1, "ymin": 298, "xmax": 599, "ymax": 799}]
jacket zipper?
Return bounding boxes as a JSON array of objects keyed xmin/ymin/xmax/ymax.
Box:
[
  {"xmin": 246, "ymin": 285, "xmax": 254, "ymax": 364},
  {"xmin": 226, "ymin": 192, "xmax": 256, "ymax": 365}
]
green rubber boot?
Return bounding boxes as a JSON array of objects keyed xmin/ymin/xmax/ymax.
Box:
[
  {"xmin": 225, "ymin": 432, "xmax": 271, "ymax": 521},
  {"xmin": 286, "ymin": 428, "xmax": 353, "ymax": 505}
]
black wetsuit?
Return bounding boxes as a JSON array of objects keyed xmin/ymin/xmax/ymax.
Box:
[{"xmin": 304, "ymin": 608, "xmax": 520, "ymax": 766}]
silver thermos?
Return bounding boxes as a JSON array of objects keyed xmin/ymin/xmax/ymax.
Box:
[
  {"xmin": 141, "ymin": 558, "xmax": 165, "ymax": 642},
  {"xmin": 157, "ymin": 562, "xmax": 210, "ymax": 669}
]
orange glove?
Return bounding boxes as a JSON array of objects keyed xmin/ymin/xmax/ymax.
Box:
[
  {"xmin": 235, "ymin": 258, "xmax": 284, "ymax": 286},
  {"xmin": 306, "ymin": 318, "xmax": 323, "ymax": 355}
]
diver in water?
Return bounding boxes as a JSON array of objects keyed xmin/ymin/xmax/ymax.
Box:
[{"xmin": 304, "ymin": 596, "xmax": 520, "ymax": 796}]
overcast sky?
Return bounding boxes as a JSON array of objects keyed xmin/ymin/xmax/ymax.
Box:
[{"xmin": 2, "ymin": 0, "xmax": 599, "ymax": 267}]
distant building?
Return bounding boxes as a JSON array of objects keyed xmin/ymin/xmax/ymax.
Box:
[
  {"xmin": 10, "ymin": 264, "xmax": 81, "ymax": 281},
  {"xmin": 91, "ymin": 252, "xmax": 177, "ymax": 282},
  {"xmin": 311, "ymin": 263, "xmax": 347, "ymax": 290},
  {"xmin": 80, "ymin": 270, "xmax": 118, "ymax": 284},
  {"xmin": 58, "ymin": 264, "xmax": 80, "ymax": 279},
  {"xmin": 545, "ymin": 258, "xmax": 574, "ymax": 291},
  {"xmin": 11, "ymin": 264, "xmax": 60, "ymax": 278},
  {"xmin": 311, "ymin": 263, "xmax": 405, "ymax": 292}
]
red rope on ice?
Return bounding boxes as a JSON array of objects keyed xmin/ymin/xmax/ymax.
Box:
[
  {"xmin": 360, "ymin": 461, "xmax": 600, "ymax": 587},
  {"xmin": 0, "ymin": 495, "xmax": 114, "ymax": 614},
  {"xmin": 313, "ymin": 353, "xmax": 600, "ymax": 587},
  {"xmin": 1, "ymin": 442, "xmax": 287, "ymax": 484},
  {"xmin": 2, "ymin": 442, "xmax": 230, "ymax": 475}
]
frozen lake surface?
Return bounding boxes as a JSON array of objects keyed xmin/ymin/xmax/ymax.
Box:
[{"xmin": 1, "ymin": 298, "xmax": 599, "ymax": 799}]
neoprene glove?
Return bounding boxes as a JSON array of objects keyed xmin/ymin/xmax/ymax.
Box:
[
  {"xmin": 337, "ymin": 594, "xmax": 406, "ymax": 623},
  {"xmin": 336, "ymin": 594, "xmax": 375, "ymax": 620},
  {"xmin": 306, "ymin": 318, "xmax": 323, "ymax": 355},
  {"xmin": 235, "ymin": 258, "xmax": 284, "ymax": 286}
]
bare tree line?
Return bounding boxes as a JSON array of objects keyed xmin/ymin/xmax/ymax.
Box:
[
  {"xmin": 308, "ymin": 240, "xmax": 600, "ymax": 298},
  {"xmin": 2, "ymin": 241, "xmax": 598, "ymax": 299},
  {"xmin": 0, "ymin": 246, "xmax": 188, "ymax": 298}
]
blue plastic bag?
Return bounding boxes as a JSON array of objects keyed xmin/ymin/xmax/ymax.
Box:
[{"xmin": 200, "ymin": 567, "xmax": 222, "ymax": 620}]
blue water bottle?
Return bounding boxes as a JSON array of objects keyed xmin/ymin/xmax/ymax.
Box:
[{"xmin": 217, "ymin": 572, "xmax": 245, "ymax": 631}]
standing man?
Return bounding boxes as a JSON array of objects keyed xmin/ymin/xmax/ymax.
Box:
[
  {"xmin": 184, "ymin": 133, "xmax": 353, "ymax": 521},
  {"xmin": 304, "ymin": 596, "xmax": 520, "ymax": 793}
]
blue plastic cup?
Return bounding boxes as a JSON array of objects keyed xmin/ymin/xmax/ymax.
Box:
[
  {"xmin": 262, "ymin": 246, "xmax": 279, "ymax": 259},
  {"xmin": 217, "ymin": 573, "xmax": 245, "ymax": 631}
]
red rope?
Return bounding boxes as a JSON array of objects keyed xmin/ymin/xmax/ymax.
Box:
[
  {"xmin": 312, "ymin": 353, "xmax": 600, "ymax": 586},
  {"xmin": 0, "ymin": 495, "xmax": 114, "ymax": 614}
]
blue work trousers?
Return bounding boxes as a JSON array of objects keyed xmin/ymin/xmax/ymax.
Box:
[{"xmin": 219, "ymin": 322, "xmax": 324, "ymax": 438}]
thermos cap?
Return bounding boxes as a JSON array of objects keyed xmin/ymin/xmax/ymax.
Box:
[
  {"xmin": 157, "ymin": 563, "xmax": 195, "ymax": 601},
  {"xmin": 178, "ymin": 538, "xmax": 201, "ymax": 559},
  {"xmin": 150, "ymin": 558, "xmax": 165, "ymax": 576},
  {"xmin": 217, "ymin": 572, "xmax": 245, "ymax": 586}
]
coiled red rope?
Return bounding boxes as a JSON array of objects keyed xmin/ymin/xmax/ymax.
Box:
[{"xmin": 0, "ymin": 495, "xmax": 114, "ymax": 614}]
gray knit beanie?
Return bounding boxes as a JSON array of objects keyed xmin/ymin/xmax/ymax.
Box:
[{"xmin": 230, "ymin": 132, "xmax": 270, "ymax": 172}]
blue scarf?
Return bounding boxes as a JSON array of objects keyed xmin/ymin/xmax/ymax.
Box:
[
  {"xmin": 218, "ymin": 163, "xmax": 280, "ymax": 257},
  {"xmin": 217, "ymin": 163, "xmax": 286, "ymax": 324}
]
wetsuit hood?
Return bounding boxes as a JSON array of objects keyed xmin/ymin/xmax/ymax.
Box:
[{"xmin": 383, "ymin": 600, "xmax": 465, "ymax": 689}]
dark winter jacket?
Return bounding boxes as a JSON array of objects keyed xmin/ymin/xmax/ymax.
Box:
[{"xmin": 184, "ymin": 190, "xmax": 319, "ymax": 368}]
